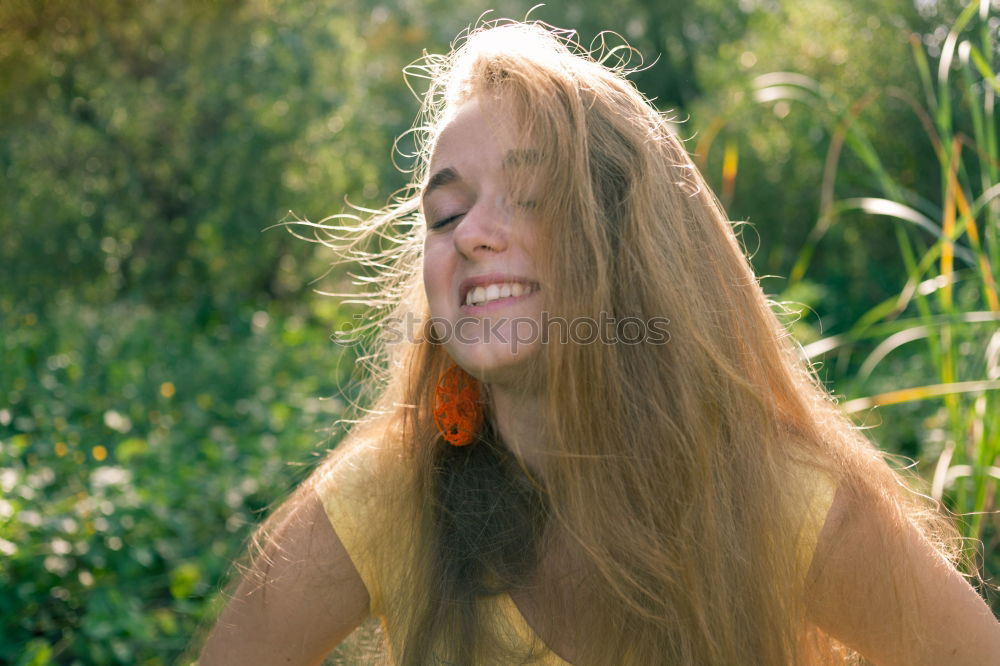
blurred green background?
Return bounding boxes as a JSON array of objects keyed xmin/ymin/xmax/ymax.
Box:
[{"xmin": 2, "ymin": 0, "xmax": 998, "ymax": 663}]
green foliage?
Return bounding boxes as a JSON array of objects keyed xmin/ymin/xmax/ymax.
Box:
[
  {"xmin": 690, "ymin": 0, "xmax": 934, "ymax": 316},
  {"xmin": 0, "ymin": 0, "xmax": 430, "ymax": 312},
  {"xmin": 693, "ymin": 0, "xmax": 1000, "ymax": 595},
  {"xmin": 0, "ymin": 298, "xmax": 357, "ymax": 663}
]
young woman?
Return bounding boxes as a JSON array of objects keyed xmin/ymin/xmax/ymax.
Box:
[{"xmin": 198, "ymin": 21, "xmax": 1000, "ymax": 665}]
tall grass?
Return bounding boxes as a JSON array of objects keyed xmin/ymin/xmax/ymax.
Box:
[{"xmin": 715, "ymin": 0, "xmax": 1000, "ymax": 593}]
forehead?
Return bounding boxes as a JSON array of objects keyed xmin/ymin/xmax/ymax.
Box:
[
  {"xmin": 428, "ymin": 99, "xmax": 517, "ymax": 169},
  {"xmin": 425, "ymin": 100, "xmax": 540, "ymax": 196},
  {"xmin": 429, "ymin": 101, "xmax": 487, "ymax": 168}
]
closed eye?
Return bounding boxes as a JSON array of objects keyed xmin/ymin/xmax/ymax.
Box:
[{"xmin": 430, "ymin": 213, "xmax": 464, "ymax": 230}]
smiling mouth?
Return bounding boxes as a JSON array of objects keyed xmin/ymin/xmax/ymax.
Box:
[{"xmin": 463, "ymin": 281, "xmax": 540, "ymax": 307}]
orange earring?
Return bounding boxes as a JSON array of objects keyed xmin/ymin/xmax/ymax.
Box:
[{"xmin": 433, "ymin": 364, "xmax": 484, "ymax": 447}]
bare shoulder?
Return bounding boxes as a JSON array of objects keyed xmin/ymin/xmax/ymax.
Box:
[
  {"xmin": 805, "ymin": 482, "xmax": 1000, "ymax": 665},
  {"xmin": 198, "ymin": 450, "xmax": 372, "ymax": 665}
]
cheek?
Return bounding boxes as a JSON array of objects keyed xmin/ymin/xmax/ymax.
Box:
[{"xmin": 422, "ymin": 241, "xmax": 452, "ymax": 311}]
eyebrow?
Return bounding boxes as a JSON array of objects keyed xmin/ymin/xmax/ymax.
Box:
[
  {"xmin": 502, "ymin": 148, "xmax": 540, "ymax": 169},
  {"xmin": 422, "ymin": 167, "xmax": 459, "ymax": 200},
  {"xmin": 421, "ymin": 149, "xmax": 541, "ymax": 200}
]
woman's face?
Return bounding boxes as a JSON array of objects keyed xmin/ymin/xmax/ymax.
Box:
[{"xmin": 421, "ymin": 99, "xmax": 545, "ymax": 386}]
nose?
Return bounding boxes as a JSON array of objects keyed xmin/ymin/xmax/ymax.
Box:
[{"xmin": 452, "ymin": 199, "xmax": 509, "ymax": 259}]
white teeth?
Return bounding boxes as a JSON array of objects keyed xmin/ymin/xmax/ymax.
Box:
[{"xmin": 464, "ymin": 282, "xmax": 535, "ymax": 306}]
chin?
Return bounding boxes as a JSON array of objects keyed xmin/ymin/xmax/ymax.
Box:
[{"xmin": 446, "ymin": 342, "xmax": 543, "ymax": 387}]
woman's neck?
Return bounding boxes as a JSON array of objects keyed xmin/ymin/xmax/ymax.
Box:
[{"xmin": 489, "ymin": 386, "xmax": 547, "ymax": 472}]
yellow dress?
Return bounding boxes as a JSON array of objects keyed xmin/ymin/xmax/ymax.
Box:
[{"xmin": 314, "ymin": 439, "xmax": 838, "ymax": 665}]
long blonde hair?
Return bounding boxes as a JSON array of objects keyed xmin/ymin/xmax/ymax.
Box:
[{"xmin": 287, "ymin": 20, "xmax": 970, "ymax": 665}]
